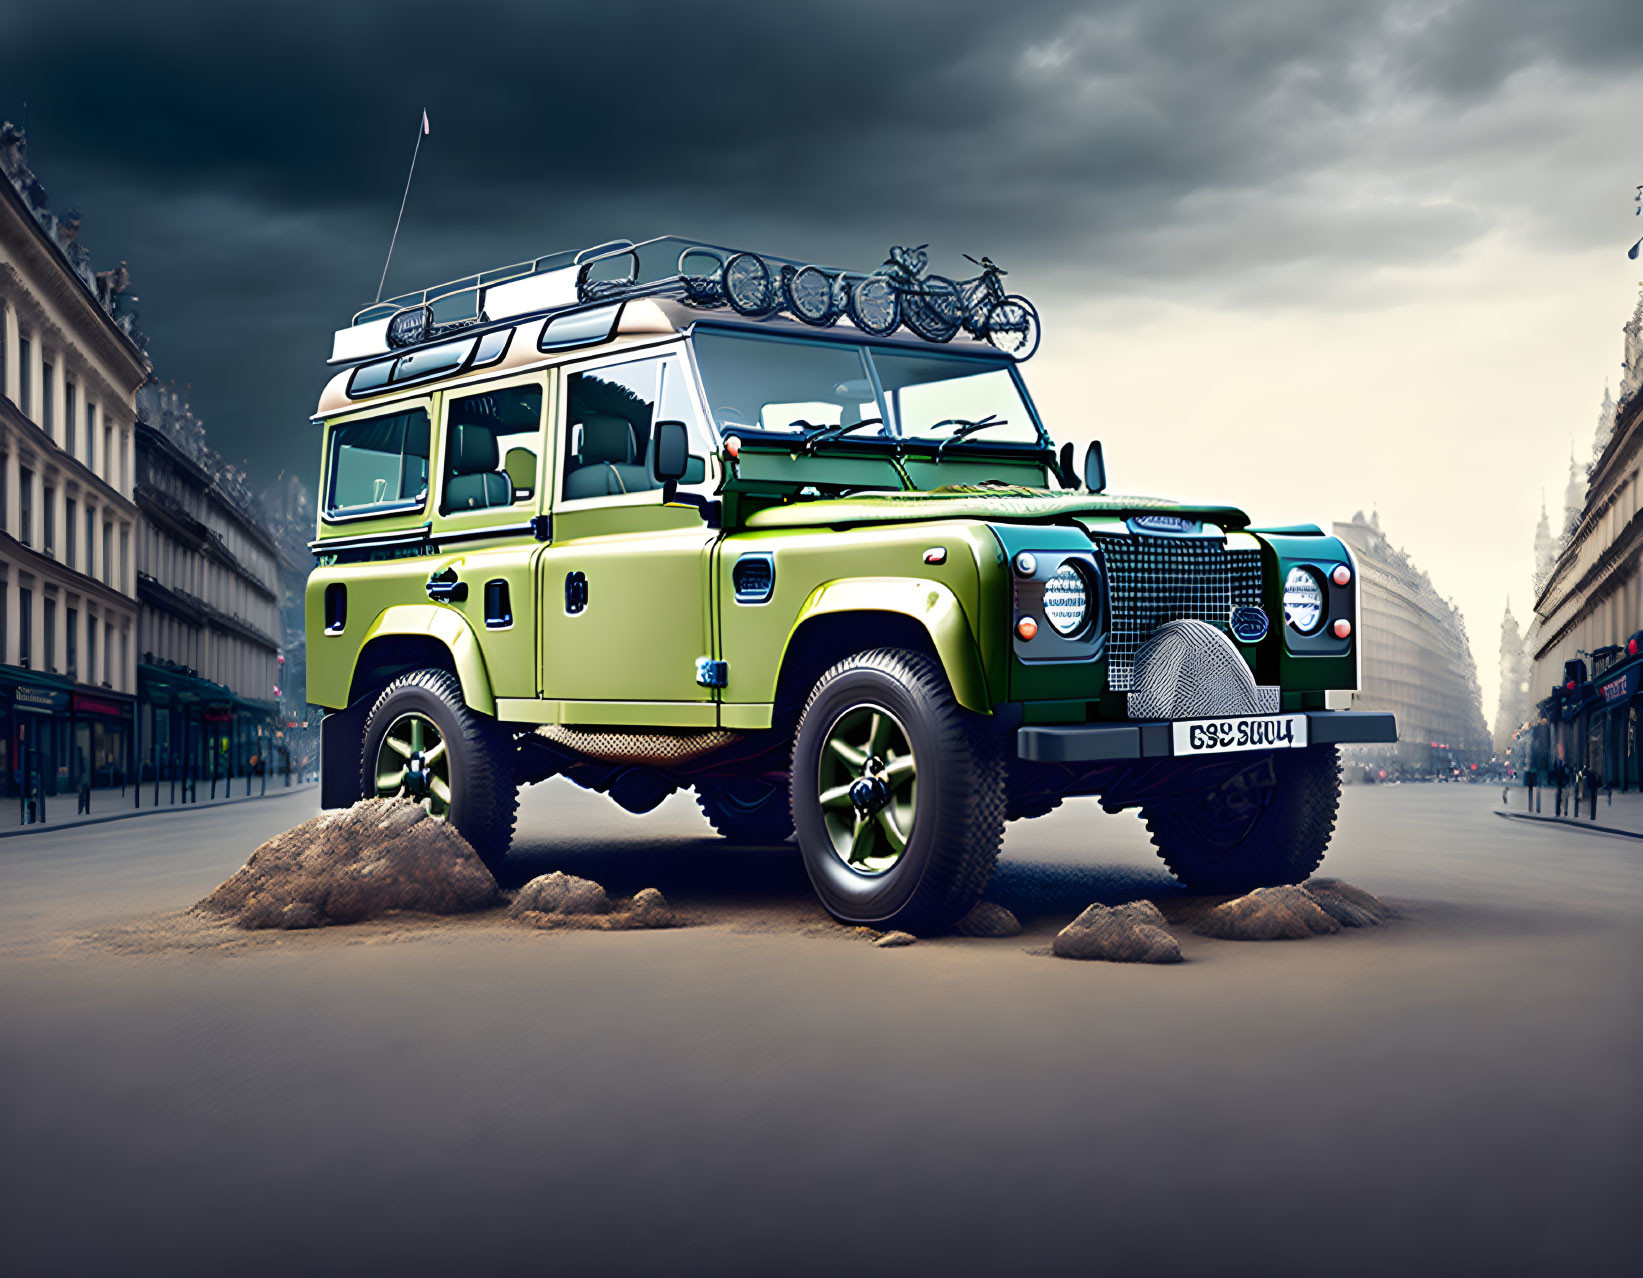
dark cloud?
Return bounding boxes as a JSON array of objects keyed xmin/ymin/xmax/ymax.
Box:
[{"xmin": 3, "ymin": 0, "xmax": 1637, "ymax": 489}]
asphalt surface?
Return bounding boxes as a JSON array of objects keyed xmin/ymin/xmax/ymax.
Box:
[{"xmin": 2, "ymin": 780, "xmax": 1638, "ymax": 1277}]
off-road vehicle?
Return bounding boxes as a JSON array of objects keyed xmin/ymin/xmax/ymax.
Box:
[{"xmin": 306, "ymin": 236, "xmax": 1395, "ymax": 933}]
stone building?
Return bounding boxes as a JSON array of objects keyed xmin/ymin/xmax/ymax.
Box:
[
  {"xmin": 134, "ymin": 382, "xmax": 283, "ymax": 790},
  {"xmin": 1525, "ymin": 290, "xmax": 1643, "ymax": 789},
  {"xmin": 1333, "ymin": 511, "xmax": 1492, "ymax": 776},
  {"xmin": 1494, "ymin": 599, "xmax": 1534, "ymax": 757},
  {"xmin": 0, "ymin": 135, "xmax": 144, "ymax": 801}
]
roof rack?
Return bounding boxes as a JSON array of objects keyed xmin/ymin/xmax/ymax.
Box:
[{"xmin": 329, "ymin": 234, "xmax": 1040, "ymax": 366}]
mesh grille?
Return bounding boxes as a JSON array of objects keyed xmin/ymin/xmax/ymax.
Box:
[{"xmin": 1099, "ymin": 536, "xmax": 1263, "ymax": 692}]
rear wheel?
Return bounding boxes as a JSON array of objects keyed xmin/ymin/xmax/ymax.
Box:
[
  {"xmin": 1142, "ymin": 746, "xmax": 1340, "ymax": 893},
  {"xmin": 791, "ymin": 649, "xmax": 1005, "ymax": 934},
  {"xmin": 697, "ymin": 778, "xmax": 794, "ymax": 844},
  {"xmin": 360, "ymin": 668, "xmax": 518, "ymax": 873}
]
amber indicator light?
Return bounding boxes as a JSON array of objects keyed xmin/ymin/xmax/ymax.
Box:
[{"xmin": 1016, "ymin": 616, "xmax": 1038, "ymax": 640}]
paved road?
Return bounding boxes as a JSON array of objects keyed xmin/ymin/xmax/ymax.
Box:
[{"xmin": 2, "ymin": 781, "xmax": 1638, "ymax": 1276}]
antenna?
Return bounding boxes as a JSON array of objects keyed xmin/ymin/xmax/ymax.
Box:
[{"xmin": 375, "ymin": 109, "xmax": 430, "ymax": 304}]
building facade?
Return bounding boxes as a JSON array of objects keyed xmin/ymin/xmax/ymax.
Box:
[
  {"xmin": 135, "ymin": 384, "xmax": 284, "ymax": 789},
  {"xmin": 1525, "ymin": 292, "xmax": 1643, "ymax": 790},
  {"xmin": 1494, "ymin": 599, "xmax": 1533, "ymax": 756},
  {"xmin": 0, "ymin": 152, "xmax": 144, "ymax": 801},
  {"xmin": 1334, "ymin": 512, "xmax": 1492, "ymax": 776}
]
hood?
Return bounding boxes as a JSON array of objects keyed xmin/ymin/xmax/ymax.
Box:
[{"xmin": 741, "ymin": 487, "xmax": 1250, "ymax": 531}]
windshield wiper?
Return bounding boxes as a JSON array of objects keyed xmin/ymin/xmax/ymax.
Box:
[
  {"xmin": 932, "ymin": 414, "xmax": 1009, "ymax": 458},
  {"xmin": 798, "ymin": 417, "xmax": 887, "ymax": 453}
]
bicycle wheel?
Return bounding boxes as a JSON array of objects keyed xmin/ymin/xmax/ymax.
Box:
[
  {"xmin": 786, "ymin": 265, "xmax": 839, "ymax": 326},
  {"xmin": 847, "ymin": 274, "xmax": 900, "ymax": 335},
  {"xmin": 902, "ymin": 274, "xmax": 962, "ymax": 342},
  {"xmin": 981, "ymin": 294, "xmax": 1041, "ymax": 360},
  {"xmin": 724, "ymin": 252, "xmax": 775, "ymax": 316},
  {"xmin": 679, "ymin": 247, "xmax": 725, "ymax": 307}
]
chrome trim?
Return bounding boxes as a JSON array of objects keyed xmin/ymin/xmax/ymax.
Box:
[{"xmin": 310, "ymin": 523, "xmax": 434, "ymax": 555}]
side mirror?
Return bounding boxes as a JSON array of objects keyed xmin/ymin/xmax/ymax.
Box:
[
  {"xmin": 1083, "ymin": 440, "xmax": 1106, "ymax": 493},
  {"xmin": 1056, "ymin": 441, "xmax": 1078, "ymax": 490},
  {"xmin": 653, "ymin": 420, "xmax": 690, "ymax": 483}
]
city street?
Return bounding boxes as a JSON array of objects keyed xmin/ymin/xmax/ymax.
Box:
[{"xmin": 2, "ymin": 780, "xmax": 1638, "ymax": 1276}]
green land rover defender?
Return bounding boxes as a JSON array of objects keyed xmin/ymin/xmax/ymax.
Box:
[{"xmin": 306, "ymin": 237, "xmax": 1395, "ymax": 934}]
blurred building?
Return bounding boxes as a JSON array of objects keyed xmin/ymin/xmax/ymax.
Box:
[
  {"xmin": 0, "ymin": 133, "xmax": 145, "ymax": 802},
  {"xmin": 1494, "ymin": 599, "xmax": 1533, "ymax": 756},
  {"xmin": 1333, "ymin": 512, "xmax": 1491, "ymax": 776},
  {"xmin": 1525, "ymin": 291, "xmax": 1642, "ymax": 789},
  {"xmin": 134, "ymin": 382, "xmax": 283, "ymax": 790}
]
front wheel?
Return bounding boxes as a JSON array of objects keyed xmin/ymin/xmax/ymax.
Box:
[
  {"xmin": 1141, "ymin": 746, "xmax": 1340, "ymax": 893},
  {"xmin": 360, "ymin": 668, "xmax": 518, "ymax": 873},
  {"xmin": 791, "ymin": 649, "xmax": 1005, "ymax": 934},
  {"xmin": 980, "ymin": 295, "xmax": 1041, "ymax": 360}
]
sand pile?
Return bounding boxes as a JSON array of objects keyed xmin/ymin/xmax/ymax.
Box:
[
  {"xmin": 196, "ymin": 798, "xmax": 499, "ymax": 930},
  {"xmin": 1199, "ymin": 880, "xmax": 1392, "ymax": 941},
  {"xmin": 508, "ymin": 872, "xmax": 675, "ymax": 930},
  {"xmin": 1053, "ymin": 900, "xmax": 1183, "ymax": 963}
]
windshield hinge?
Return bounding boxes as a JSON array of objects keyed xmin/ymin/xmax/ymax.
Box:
[{"xmin": 529, "ymin": 515, "xmax": 552, "ymax": 542}]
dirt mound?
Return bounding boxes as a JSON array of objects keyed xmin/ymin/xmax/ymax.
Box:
[
  {"xmin": 874, "ymin": 930, "xmax": 917, "ymax": 948},
  {"xmin": 1304, "ymin": 879, "xmax": 1391, "ymax": 927},
  {"xmin": 196, "ymin": 798, "xmax": 499, "ymax": 930},
  {"xmin": 955, "ymin": 901, "xmax": 1023, "ymax": 937},
  {"xmin": 1198, "ymin": 885, "xmax": 1341, "ymax": 940},
  {"xmin": 1053, "ymin": 900, "xmax": 1183, "ymax": 963},
  {"xmin": 509, "ymin": 873, "xmax": 676, "ymax": 930}
]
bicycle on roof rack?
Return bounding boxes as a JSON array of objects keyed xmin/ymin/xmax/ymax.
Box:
[
  {"xmin": 957, "ymin": 254, "xmax": 1042, "ymax": 361},
  {"xmin": 848, "ymin": 244, "xmax": 965, "ymax": 343}
]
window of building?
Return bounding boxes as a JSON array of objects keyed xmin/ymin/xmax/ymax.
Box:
[
  {"xmin": 102, "ymin": 425, "xmax": 111, "ymax": 484},
  {"xmin": 119, "ymin": 526, "xmax": 129, "ymax": 591},
  {"xmin": 85, "ymin": 506, "xmax": 95, "ymax": 574},
  {"xmin": 42, "ymin": 361, "xmax": 54, "ymax": 437},
  {"xmin": 19, "ymin": 587, "xmax": 32, "ymax": 667},
  {"xmin": 19, "ymin": 336, "xmax": 31, "ymax": 420},
  {"xmin": 325, "ymin": 407, "xmax": 431, "ymax": 517},
  {"xmin": 86, "ymin": 405, "xmax": 96, "ymax": 470},
  {"xmin": 103, "ymin": 523, "xmax": 112, "ymax": 585},
  {"xmin": 66, "ymin": 606, "xmax": 77, "ymax": 679},
  {"xmin": 19, "ymin": 468, "xmax": 33, "ymax": 546},
  {"xmin": 120, "ymin": 629, "xmax": 128, "ymax": 689},
  {"xmin": 43, "ymin": 596, "xmax": 56, "ymax": 673},
  {"xmin": 86, "ymin": 614, "xmax": 96, "ymax": 685},
  {"xmin": 104, "ymin": 621, "xmax": 112, "ymax": 685},
  {"xmin": 65, "ymin": 382, "xmax": 76, "ymax": 456},
  {"xmin": 0, "ymin": 579, "xmax": 7, "ymax": 664},
  {"xmin": 0, "ymin": 452, "xmax": 7, "ymax": 531},
  {"xmin": 65, "ymin": 498, "xmax": 76, "ymax": 570},
  {"xmin": 43, "ymin": 486, "xmax": 55, "ymax": 556}
]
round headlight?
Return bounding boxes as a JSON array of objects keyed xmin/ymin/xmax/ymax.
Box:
[
  {"xmin": 1284, "ymin": 566, "xmax": 1326, "ymax": 635},
  {"xmin": 1042, "ymin": 561, "xmax": 1092, "ymax": 636}
]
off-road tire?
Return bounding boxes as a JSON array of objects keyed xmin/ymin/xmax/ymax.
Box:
[
  {"xmin": 359, "ymin": 668, "xmax": 518, "ymax": 873},
  {"xmin": 1142, "ymin": 746, "xmax": 1341, "ymax": 893},
  {"xmin": 697, "ymin": 778, "xmax": 794, "ymax": 844},
  {"xmin": 790, "ymin": 648, "xmax": 1005, "ymax": 935}
]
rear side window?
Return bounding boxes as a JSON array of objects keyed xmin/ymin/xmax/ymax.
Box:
[
  {"xmin": 440, "ymin": 384, "xmax": 544, "ymax": 514},
  {"xmin": 325, "ymin": 407, "xmax": 430, "ymax": 517}
]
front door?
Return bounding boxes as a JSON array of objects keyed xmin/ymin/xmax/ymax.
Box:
[{"xmin": 538, "ymin": 345, "xmax": 720, "ymax": 724}]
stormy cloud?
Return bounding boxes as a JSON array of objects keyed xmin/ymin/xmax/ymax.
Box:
[{"xmin": 2, "ymin": 1, "xmax": 1638, "ymax": 545}]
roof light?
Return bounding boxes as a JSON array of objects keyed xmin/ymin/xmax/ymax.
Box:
[
  {"xmin": 1332, "ymin": 619, "xmax": 1352, "ymax": 639},
  {"xmin": 1331, "ymin": 564, "xmax": 1352, "ymax": 586},
  {"xmin": 1015, "ymin": 553, "xmax": 1037, "ymax": 576},
  {"xmin": 1016, "ymin": 616, "xmax": 1038, "ymax": 641}
]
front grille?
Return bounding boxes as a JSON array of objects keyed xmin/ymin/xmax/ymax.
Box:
[{"xmin": 1098, "ymin": 536, "xmax": 1263, "ymax": 691}]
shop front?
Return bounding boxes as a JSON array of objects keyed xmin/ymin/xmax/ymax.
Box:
[{"xmin": 0, "ymin": 668, "xmax": 134, "ymax": 799}]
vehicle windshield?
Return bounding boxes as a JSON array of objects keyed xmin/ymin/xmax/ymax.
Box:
[{"xmin": 692, "ymin": 330, "xmax": 1045, "ymax": 448}]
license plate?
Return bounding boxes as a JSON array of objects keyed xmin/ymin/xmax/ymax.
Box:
[{"xmin": 1172, "ymin": 714, "xmax": 1308, "ymax": 756}]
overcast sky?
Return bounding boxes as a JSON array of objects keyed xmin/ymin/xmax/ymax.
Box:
[{"xmin": 4, "ymin": 0, "xmax": 1640, "ymax": 722}]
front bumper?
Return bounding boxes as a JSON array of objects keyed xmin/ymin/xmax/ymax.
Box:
[{"xmin": 1017, "ymin": 711, "xmax": 1397, "ymax": 763}]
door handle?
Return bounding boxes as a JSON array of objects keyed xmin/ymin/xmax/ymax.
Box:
[{"xmin": 426, "ymin": 567, "xmax": 468, "ymax": 603}]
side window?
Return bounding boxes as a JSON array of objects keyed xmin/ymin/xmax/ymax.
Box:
[
  {"xmin": 562, "ymin": 354, "xmax": 709, "ymax": 501},
  {"xmin": 325, "ymin": 407, "xmax": 430, "ymax": 517},
  {"xmin": 440, "ymin": 383, "xmax": 544, "ymax": 514}
]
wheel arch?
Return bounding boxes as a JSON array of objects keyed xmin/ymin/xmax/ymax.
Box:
[
  {"xmin": 773, "ymin": 578, "xmax": 991, "ymax": 726},
  {"xmin": 347, "ymin": 605, "xmax": 497, "ymax": 717}
]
